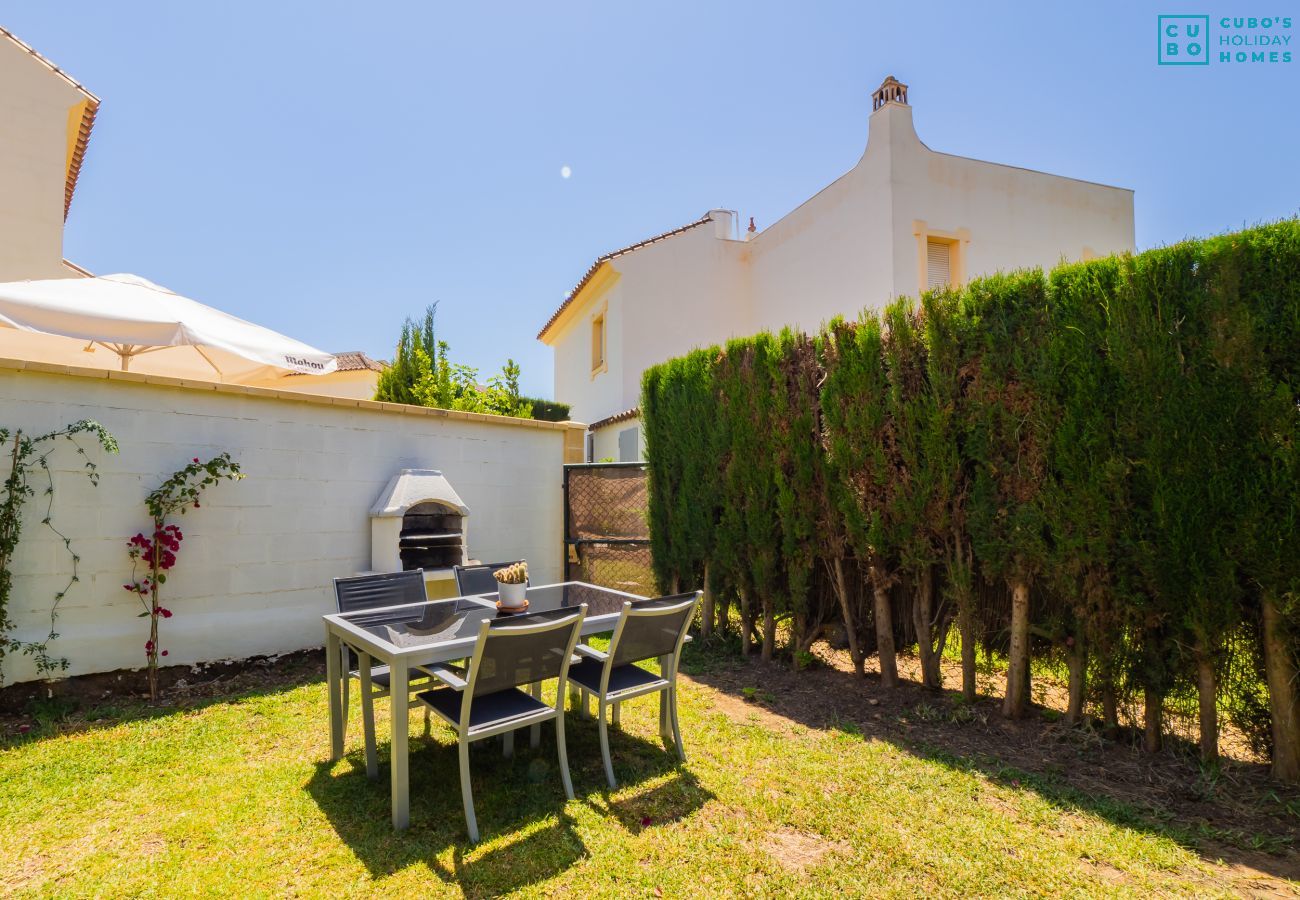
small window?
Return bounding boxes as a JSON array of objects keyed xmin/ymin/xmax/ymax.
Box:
[
  {"xmin": 926, "ymin": 238, "xmax": 952, "ymax": 290},
  {"xmin": 591, "ymin": 313, "xmax": 606, "ymax": 373}
]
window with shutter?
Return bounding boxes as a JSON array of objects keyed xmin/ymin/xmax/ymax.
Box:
[
  {"xmin": 926, "ymin": 239, "xmax": 951, "ymax": 290},
  {"xmin": 591, "ymin": 313, "xmax": 606, "ymax": 373}
]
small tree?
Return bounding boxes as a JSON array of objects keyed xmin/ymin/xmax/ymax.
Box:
[
  {"xmin": 1045, "ymin": 258, "xmax": 1130, "ymax": 729},
  {"xmin": 964, "ymin": 270, "xmax": 1054, "ymax": 719},
  {"xmin": 124, "ymin": 454, "xmax": 243, "ymax": 701},
  {"xmin": 822, "ymin": 314, "xmax": 901, "ymax": 687},
  {"xmin": 919, "ymin": 290, "xmax": 978, "ymax": 698}
]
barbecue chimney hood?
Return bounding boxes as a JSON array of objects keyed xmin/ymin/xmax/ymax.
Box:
[{"xmin": 369, "ymin": 468, "xmax": 470, "ymax": 575}]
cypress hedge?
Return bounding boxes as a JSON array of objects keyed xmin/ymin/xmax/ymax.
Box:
[{"xmin": 641, "ymin": 220, "xmax": 1300, "ymax": 781}]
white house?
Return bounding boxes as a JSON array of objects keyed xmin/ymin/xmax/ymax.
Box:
[{"xmin": 538, "ymin": 76, "xmax": 1136, "ymax": 461}]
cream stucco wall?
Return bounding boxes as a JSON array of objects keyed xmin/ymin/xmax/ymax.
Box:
[
  {"xmin": 550, "ymin": 274, "xmax": 627, "ymax": 426},
  {"xmin": 544, "ymin": 94, "xmax": 1135, "ymax": 443},
  {"xmin": 0, "ymin": 359, "xmax": 582, "ymax": 684},
  {"xmin": 591, "ymin": 422, "xmax": 642, "ymax": 462},
  {"xmin": 0, "ymin": 36, "xmax": 86, "ymax": 281},
  {"xmin": 243, "ymin": 369, "xmax": 381, "ymax": 401}
]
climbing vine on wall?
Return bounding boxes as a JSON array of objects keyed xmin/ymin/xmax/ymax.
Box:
[{"xmin": 0, "ymin": 420, "xmax": 119, "ymax": 682}]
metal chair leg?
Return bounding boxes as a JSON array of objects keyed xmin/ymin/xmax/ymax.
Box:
[
  {"xmin": 598, "ymin": 699, "xmax": 617, "ymax": 789},
  {"xmin": 556, "ymin": 708, "xmax": 575, "ymax": 800},
  {"xmin": 612, "ymin": 700, "xmax": 621, "ymax": 726},
  {"xmin": 530, "ymin": 683, "xmax": 542, "ymax": 748},
  {"xmin": 669, "ymin": 685, "xmax": 685, "ymax": 762},
  {"xmin": 458, "ymin": 738, "xmax": 479, "ymax": 843},
  {"xmin": 502, "ymin": 729, "xmax": 514, "ymax": 758},
  {"xmin": 658, "ymin": 655, "xmax": 672, "ymax": 740}
]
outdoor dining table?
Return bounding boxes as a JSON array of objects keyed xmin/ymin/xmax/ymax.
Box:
[{"xmin": 323, "ymin": 580, "xmax": 648, "ymax": 829}]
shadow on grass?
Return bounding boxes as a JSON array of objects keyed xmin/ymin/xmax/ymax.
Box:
[
  {"xmin": 682, "ymin": 635, "xmax": 1300, "ymax": 886},
  {"xmin": 305, "ymin": 711, "xmax": 712, "ymax": 893},
  {"xmin": 0, "ymin": 655, "xmax": 324, "ymax": 747}
]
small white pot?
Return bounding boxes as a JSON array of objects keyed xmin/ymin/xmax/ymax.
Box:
[{"xmin": 498, "ymin": 580, "xmax": 527, "ymax": 607}]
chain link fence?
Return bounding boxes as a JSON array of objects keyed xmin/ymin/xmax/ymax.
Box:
[{"xmin": 564, "ymin": 462, "xmax": 654, "ymax": 596}]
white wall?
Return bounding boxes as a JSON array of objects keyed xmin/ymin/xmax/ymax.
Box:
[
  {"xmin": 0, "ymin": 360, "xmax": 581, "ymax": 684},
  {"xmin": 591, "ymin": 422, "xmax": 642, "ymax": 462},
  {"xmin": 0, "ymin": 36, "xmax": 85, "ymax": 281},
  {"xmin": 884, "ymin": 103, "xmax": 1135, "ymax": 298},
  {"xmin": 550, "ymin": 275, "xmax": 628, "ymax": 426},
  {"xmin": 619, "ymin": 225, "xmax": 749, "ymax": 409}
]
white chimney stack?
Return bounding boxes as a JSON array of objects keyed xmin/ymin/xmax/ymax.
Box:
[{"xmin": 708, "ymin": 209, "xmax": 735, "ymax": 240}]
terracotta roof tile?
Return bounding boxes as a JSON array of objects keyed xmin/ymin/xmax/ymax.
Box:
[
  {"xmin": 536, "ymin": 213, "xmax": 713, "ymax": 340},
  {"xmin": 286, "ymin": 351, "xmax": 385, "ymax": 376},
  {"xmin": 589, "ymin": 406, "xmax": 640, "ymax": 431}
]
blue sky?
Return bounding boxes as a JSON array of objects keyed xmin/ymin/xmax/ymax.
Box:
[{"xmin": 6, "ymin": 2, "xmax": 1298, "ymax": 398}]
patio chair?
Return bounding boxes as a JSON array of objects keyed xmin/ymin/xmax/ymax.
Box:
[
  {"xmin": 452, "ymin": 560, "xmax": 529, "ymax": 597},
  {"xmin": 568, "ymin": 592, "xmax": 700, "ymax": 788},
  {"xmin": 332, "ymin": 570, "xmax": 436, "ymax": 738},
  {"xmin": 417, "ymin": 605, "xmax": 587, "ymax": 843}
]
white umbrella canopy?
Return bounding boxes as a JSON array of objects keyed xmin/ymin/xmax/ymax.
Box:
[{"xmin": 0, "ymin": 273, "xmax": 336, "ymax": 382}]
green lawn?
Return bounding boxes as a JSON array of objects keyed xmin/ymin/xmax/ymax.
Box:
[{"xmin": 1, "ymin": 647, "xmax": 1295, "ymax": 898}]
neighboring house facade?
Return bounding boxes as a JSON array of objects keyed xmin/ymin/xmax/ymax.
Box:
[
  {"xmin": 0, "ymin": 26, "xmax": 98, "ymax": 281},
  {"xmin": 247, "ymin": 350, "xmax": 386, "ymax": 399},
  {"xmin": 538, "ymin": 77, "xmax": 1136, "ymax": 460}
]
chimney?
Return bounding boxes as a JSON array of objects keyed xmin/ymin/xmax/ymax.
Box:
[
  {"xmin": 708, "ymin": 209, "xmax": 735, "ymax": 240},
  {"xmin": 871, "ymin": 75, "xmax": 908, "ymax": 111}
]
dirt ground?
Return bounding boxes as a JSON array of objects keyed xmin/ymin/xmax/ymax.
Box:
[{"xmin": 689, "ymin": 641, "xmax": 1300, "ymax": 897}]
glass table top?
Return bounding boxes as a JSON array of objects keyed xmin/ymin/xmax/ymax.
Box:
[{"xmin": 332, "ymin": 582, "xmax": 643, "ymax": 653}]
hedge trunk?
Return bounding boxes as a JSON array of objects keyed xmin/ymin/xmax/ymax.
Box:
[
  {"xmin": 958, "ymin": 602, "xmax": 977, "ymax": 702},
  {"xmin": 912, "ymin": 566, "xmax": 940, "ymax": 689},
  {"xmin": 832, "ymin": 558, "xmax": 866, "ymax": 677},
  {"xmin": 871, "ymin": 570, "xmax": 898, "ymax": 688},
  {"xmin": 1263, "ymin": 593, "xmax": 1300, "ymax": 782},
  {"xmin": 1002, "ymin": 579, "xmax": 1031, "ymax": 718},
  {"xmin": 1101, "ymin": 675, "xmax": 1120, "ymax": 737},
  {"xmin": 1065, "ymin": 635, "xmax": 1087, "ymax": 726},
  {"xmin": 1195, "ymin": 644, "xmax": 1219, "ymax": 763},
  {"xmin": 761, "ymin": 595, "xmax": 776, "ymax": 661},
  {"xmin": 739, "ymin": 590, "xmax": 754, "ymax": 656},
  {"xmin": 700, "ymin": 562, "xmax": 714, "ymax": 640},
  {"xmin": 1143, "ymin": 687, "xmax": 1163, "ymax": 754}
]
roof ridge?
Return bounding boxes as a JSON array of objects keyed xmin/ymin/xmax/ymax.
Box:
[
  {"xmin": 536, "ymin": 213, "xmax": 714, "ymax": 341},
  {"xmin": 0, "ymin": 25, "xmax": 99, "ymax": 102}
]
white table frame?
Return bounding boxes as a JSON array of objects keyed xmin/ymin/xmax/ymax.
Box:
[{"xmin": 323, "ymin": 580, "xmax": 649, "ymax": 830}]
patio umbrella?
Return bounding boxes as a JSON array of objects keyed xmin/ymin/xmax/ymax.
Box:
[{"xmin": 0, "ymin": 273, "xmax": 336, "ymax": 382}]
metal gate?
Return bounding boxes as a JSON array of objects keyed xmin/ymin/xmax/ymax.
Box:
[{"xmin": 563, "ymin": 462, "xmax": 653, "ymax": 595}]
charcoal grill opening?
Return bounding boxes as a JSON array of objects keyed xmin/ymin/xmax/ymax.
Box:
[
  {"xmin": 398, "ymin": 501, "xmax": 465, "ymax": 571},
  {"xmin": 369, "ymin": 469, "xmax": 470, "ymax": 577}
]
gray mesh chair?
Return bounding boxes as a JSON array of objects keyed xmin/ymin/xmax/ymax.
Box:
[
  {"xmin": 568, "ymin": 592, "xmax": 700, "ymax": 788},
  {"xmin": 418, "ymin": 604, "xmax": 587, "ymax": 843},
  {"xmin": 452, "ymin": 561, "xmax": 528, "ymax": 597},
  {"xmin": 332, "ymin": 570, "xmax": 436, "ymax": 740}
]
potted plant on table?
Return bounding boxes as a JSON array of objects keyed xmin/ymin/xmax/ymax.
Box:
[{"xmin": 493, "ymin": 562, "xmax": 528, "ymax": 610}]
